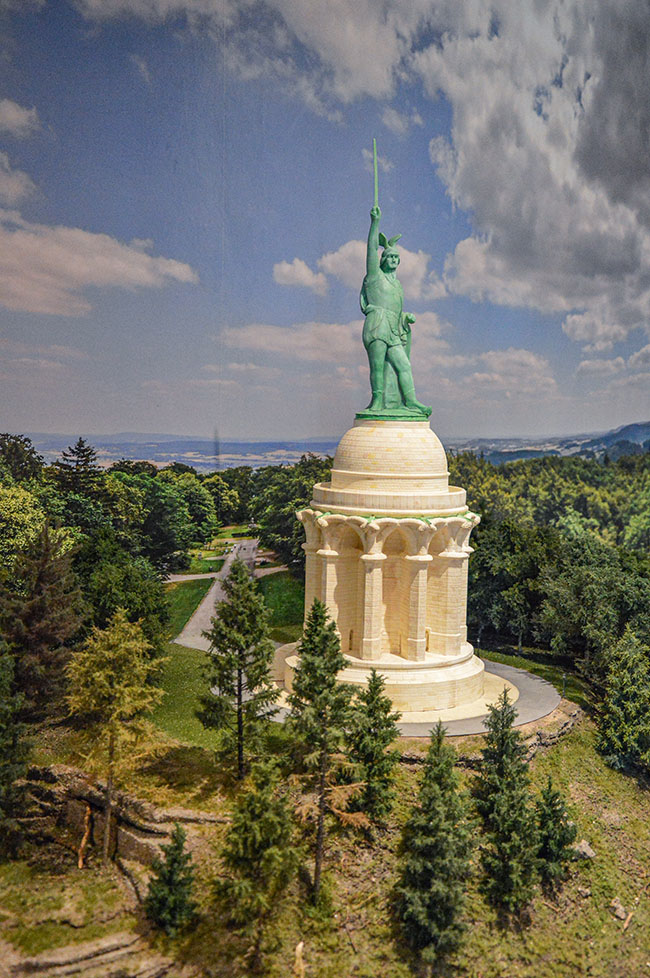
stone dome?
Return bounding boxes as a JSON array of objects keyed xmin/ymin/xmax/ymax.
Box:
[{"xmin": 311, "ymin": 419, "xmax": 467, "ymax": 517}]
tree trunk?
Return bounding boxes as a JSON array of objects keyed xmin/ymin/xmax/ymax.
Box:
[
  {"xmin": 103, "ymin": 730, "xmax": 115, "ymax": 866},
  {"xmin": 313, "ymin": 747, "xmax": 327, "ymax": 902},
  {"xmin": 237, "ymin": 666, "xmax": 244, "ymax": 781}
]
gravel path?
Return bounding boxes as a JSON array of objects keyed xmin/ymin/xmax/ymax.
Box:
[{"xmin": 173, "ymin": 539, "xmax": 258, "ymax": 651}]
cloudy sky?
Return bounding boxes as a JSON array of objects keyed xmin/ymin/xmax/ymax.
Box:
[{"xmin": 0, "ymin": 0, "xmax": 649, "ymax": 441}]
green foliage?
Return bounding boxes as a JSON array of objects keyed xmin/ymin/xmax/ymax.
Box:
[
  {"xmin": 256, "ymin": 571, "xmax": 304, "ymax": 627},
  {"xmin": 345, "ymin": 669, "xmax": 401, "ymax": 822},
  {"xmin": 474, "ymin": 689, "xmax": 539, "ymax": 916},
  {"xmin": 52, "ymin": 437, "xmax": 103, "ymax": 498},
  {"xmin": 66, "ymin": 609, "xmax": 164, "ymax": 862},
  {"xmin": 158, "ymin": 470, "xmax": 218, "ymax": 543},
  {"xmin": 139, "ymin": 476, "xmax": 193, "ymax": 571},
  {"xmin": 0, "ymin": 434, "xmax": 43, "ymax": 483},
  {"xmin": 596, "ymin": 628, "xmax": 650, "ymax": 773},
  {"xmin": 289, "ymin": 599, "xmax": 355, "ymax": 901},
  {"xmin": 217, "ymin": 759, "xmax": 299, "ymax": 966},
  {"xmin": 250, "ymin": 454, "xmax": 333, "ymax": 571},
  {"xmin": 0, "ymin": 524, "xmax": 85, "ymax": 718},
  {"xmin": 397, "ymin": 722, "xmax": 472, "ymax": 966},
  {"xmin": 75, "ymin": 530, "xmax": 169, "ymax": 657},
  {"xmin": 203, "ymin": 473, "xmax": 240, "ymax": 526},
  {"xmin": 66, "ymin": 608, "xmax": 163, "ymax": 728},
  {"xmin": 198, "ymin": 559, "xmax": 277, "ymax": 779},
  {"xmin": 0, "ymin": 485, "xmax": 45, "ymax": 576},
  {"xmin": 535, "ymin": 776, "xmax": 577, "ymax": 891},
  {"xmin": 0, "ymin": 648, "xmax": 29, "ymax": 857},
  {"xmin": 145, "ymin": 823, "xmax": 196, "ymax": 937}
]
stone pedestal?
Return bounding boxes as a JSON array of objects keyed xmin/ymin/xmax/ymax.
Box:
[{"xmin": 280, "ymin": 419, "xmax": 485, "ymax": 713}]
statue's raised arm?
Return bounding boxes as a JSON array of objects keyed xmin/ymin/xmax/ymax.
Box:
[{"xmin": 366, "ymin": 205, "xmax": 381, "ymax": 276}]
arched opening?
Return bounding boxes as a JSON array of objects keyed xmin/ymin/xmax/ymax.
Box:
[
  {"xmin": 333, "ymin": 525, "xmax": 363, "ymax": 654},
  {"xmin": 381, "ymin": 529, "xmax": 408, "ymax": 655}
]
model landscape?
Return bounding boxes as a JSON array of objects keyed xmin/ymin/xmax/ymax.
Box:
[{"xmin": 4, "ymin": 3, "xmax": 650, "ymax": 977}]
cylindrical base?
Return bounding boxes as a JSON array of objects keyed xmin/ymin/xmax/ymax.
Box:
[{"xmin": 280, "ymin": 642, "xmax": 485, "ymax": 713}]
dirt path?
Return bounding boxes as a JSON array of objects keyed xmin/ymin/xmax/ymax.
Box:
[{"xmin": 172, "ymin": 539, "xmax": 258, "ymax": 651}]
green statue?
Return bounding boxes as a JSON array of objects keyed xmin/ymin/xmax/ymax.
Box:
[{"xmin": 357, "ymin": 140, "xmax": 431, "ymax": 420}]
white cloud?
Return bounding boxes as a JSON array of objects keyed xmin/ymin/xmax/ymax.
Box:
[
  {"xmin": 273, "ymin": 257, "xmax": 328, "ymax": 295},
  {"xmin": 0, "ymin": 209, "xmax": 198, "ymax": 315},
  {"xmin": 0, "ymin": 99, "xmax": 39, "ymax": 137},
  {"xmin": 221, "ymin": 319, "xmax": 362, "ymax": 363},
  {"xmin": 317, "ymin": 238, "xmax": 446, "ymax": 302},
  {"xmin": 0, "ymin": 153, "xmax": 36, "ymax": 205},
  {"xmin": 467, "ymin": 348, "xmax": 557, "ymax": 399},
  {"xmin": 361, "ymin": 147, "xmax": 393, "ymax": 174},
  {"xmin": 628, "ymin": 344, "xmax": 650, "ymax": 370},
  {"xmin": 381, "ymin": 106, "xmax": 423, "ymax": 136},
  {"xmin": 129, "ymin": 53, "xmax": 151, "ymax": 85},
  {"xmin": 562, "ymin": 312, "xmax": 629, "ymax": 353},
  {"xmin": 576, "ymin": 357, "xmax": 625, "ymax": 376}
]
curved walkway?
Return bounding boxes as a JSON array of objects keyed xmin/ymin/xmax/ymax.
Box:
[
  {"xmin": 172, "ymin": 540, "xmax": 258, "ymax": 651},
  {"xmin": 398, "ymin": 660, "xmax": 561, "ymax": 737}
]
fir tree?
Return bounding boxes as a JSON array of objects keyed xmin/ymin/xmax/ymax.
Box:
[
  {"xmin": 288, "ymin": 599, "xmax": 357, "ymax": 903},
  {"xmin": 53, "ymin": 437, "xmax": 102, "ymax": 497},
  {"xmin": 597, "ymin": 627, "xmax": 650, "ymax": 772},
  {"xmin": 218, "ymin": 758, "xmax": 299, "ymax": 968},
  {"xmin": 66, "ymin": 609, "xmax": 163, "ymax": 864},
  {"xmin": 535, "ymin": 776, "xmax": 577, "ymax": 891},
  {"xmin": 198, "ymin": 558, "xmax": 277, "ymax": 780},
  {"xmin": 145, "ymin": 823, "xmax": 197, "ymax": 937},
  {"xmin": 0, "ymin": 647, "xmax": 30, "ymax": 857},
  {"xmin": 0, "ymin": 524, "xmax": 85, "ymax": 717},
  {"xmin": 474, "ymin": 689, "xmax": 538, "ymax": 916},
  {"xmin": 345, "ymin": 668, "xmax": 401, "ymax": 823},
  {"xmin": 397, "ymin": 722, "xmax": 473, "ymax": 969}
]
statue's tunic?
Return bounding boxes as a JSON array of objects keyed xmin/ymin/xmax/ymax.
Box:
[{"xmin": 360, "ymin": 272, "xmax": 408, "ymax": 349}]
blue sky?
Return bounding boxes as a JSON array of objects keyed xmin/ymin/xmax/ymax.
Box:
[{"xmin": 1, "ymin": 0, "xmax": 649, "ymax": 441}]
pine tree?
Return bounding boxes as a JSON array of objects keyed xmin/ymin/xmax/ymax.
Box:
[
  {"xmin": 198, "ymin": 558, "xmax": 277, "ymax": 780},
  {"xmin": 535, "ymin": 776, "xmax": 577, "ymax": 891},
  {"xmin": 474, "ymin": 688, "xmax": 538, "ymax": 916},
  {"xmin": 53, "ymin": 437, "xmax": 102, "ymax": 497},
  {"xmin": 397, "ymin": 722, "xmax": 473, "ymax": 968},
  {"xmin": 345, "ymin": 668, "xmax": 401, "ymax": 823},
  {"xmin": 145, "ymin": 823, "xmax": 197, "ymax": 937},
  {"xmin": 66, "ymin": 609, "xmax": 163, "ymax": 864},
  {"xmin": 218, "ymin": 758, "xmax": 299, "ymax": 968},
  {"xmin": 597, "ymin": 627, "xmax": 650, "ymax": 772},
  {"xmin": 0, "ymin": 647, "xmax": 30, "ymax": 857},
  {"xmin": 0, "ymin": 524, "xmax": 86, "ymax": 717},
  {"xmin": 288, "ymin": 599, "xmax": 356, "ymax": 902}
]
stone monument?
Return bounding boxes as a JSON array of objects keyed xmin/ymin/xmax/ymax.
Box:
[{"xmin": 277, "ymin": 142, "xmax": 507, "ymax": 717}]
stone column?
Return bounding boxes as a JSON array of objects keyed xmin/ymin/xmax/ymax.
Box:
[
  {"xmin": 404, "ymin": 553, "xmax": 432, "ymax": 661},
  {"xmin": 360, "ymin": 551, "xmax": 385, "ymax": 660},
  {"xmin": 428, "ymin": 550, "xmax": 468, "ymax": 655},
  {"xmin": 302, "ymin": 542, "xmax": 320, "ymax": 623},
  {"xmin": 317, "ymin": 548, "xmax": 339, "ymax": 634}
]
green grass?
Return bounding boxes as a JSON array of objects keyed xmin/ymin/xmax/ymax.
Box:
[
  {"xmin": 151, "ymin": 642, "xmax": 221, "ymax": 749},
  {"xmin": 165, "ymin": 578, "xmax": 213, "ymax": 638},
  {"xmin": 480, "ymin": 647, "xmax": 590, "ymax": 710},
  {"xmin": 258, "ymin": 570, "xmax": 304, "ymax": 627},
  {"xmin": 216, "ymin": 523, "xmax": 251, "ymax": 539},
  {"xmin": 183, "ymin": 556, "xmax": 225, "ymax": 574}
]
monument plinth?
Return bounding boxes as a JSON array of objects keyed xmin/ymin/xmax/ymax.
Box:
[{"xmin": 280, "ymin": 417, "xmax": 484, "ymax": 712}]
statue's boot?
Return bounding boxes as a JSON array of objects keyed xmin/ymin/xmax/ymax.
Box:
[
  {"xmin": 403, "ymin": 387, "xmax": 432, "ymax": 417},
  {"xmin": 366, "ymin": 391, "xmax": 384, "ymax": 412}
]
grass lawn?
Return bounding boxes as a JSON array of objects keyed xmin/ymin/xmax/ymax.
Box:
[
  {"xmin": 165, "ymin": 578, "xmax": 214, "ymax": 638},
  {"xmin": 216, "ymin": 523, "xmax": 251, "ymax": 539},
  {"xmin": 151, "ymin": 642, "xmax": 221, "ymax": 749},
  {"xmin": 257, "ymin": 570, "xmax": 305, "ymax": 644}
]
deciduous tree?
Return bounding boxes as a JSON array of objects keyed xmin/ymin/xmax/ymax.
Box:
[
  {"xmin": 66, "ymin": 609, "xmax": 163, "ymax": 864},
  {"xmin": 597, "ymin": 627, "xmax": 650, "ymax": 773}
]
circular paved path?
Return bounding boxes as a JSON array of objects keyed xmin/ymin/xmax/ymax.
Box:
[{"xmin": 398, "ymin": 660, "xmax": 561, "ymax": 738}]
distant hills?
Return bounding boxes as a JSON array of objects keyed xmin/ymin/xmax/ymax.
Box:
[{"xmin": 26, "ymin": 420, "xmax": 650, "ymax": 470}]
